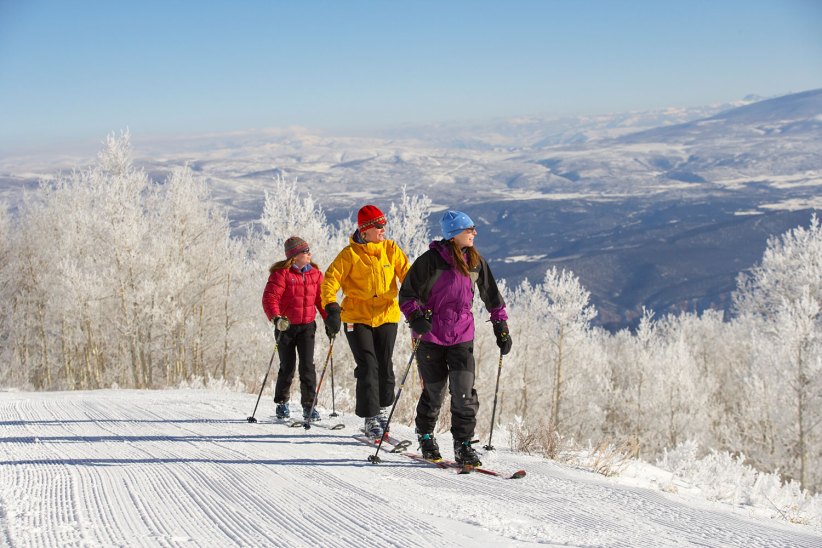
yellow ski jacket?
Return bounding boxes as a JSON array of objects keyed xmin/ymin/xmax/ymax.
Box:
[{"xmin": 322, "ymin": 236, "xmax": 410, "ymax": 327}]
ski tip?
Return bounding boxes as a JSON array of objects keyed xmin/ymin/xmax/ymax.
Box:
[
  {"xmin": 330, "ymin": 423, "xmax": 345, "ymax": 430},
  {"xmin": 510, "ymin": 470, "xmax": 527, "ymax": 479}
]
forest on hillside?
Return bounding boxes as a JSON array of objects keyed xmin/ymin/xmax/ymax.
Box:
[{"xmin": 1, "ymin": 133, "xmax": 820, "ymax": 493}]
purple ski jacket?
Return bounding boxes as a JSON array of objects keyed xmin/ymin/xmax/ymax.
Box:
[{"xmin": 399, "ymin": 240, "xmax": 507, "ymax": 346}]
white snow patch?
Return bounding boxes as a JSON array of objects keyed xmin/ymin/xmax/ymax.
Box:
[
  {"xmin": 502, "ymin": 254, "xmax": 548, "ymax": 263},
  {"xmin": 760, "ymin": 197, "xmax": 822, "ymax": 211}
]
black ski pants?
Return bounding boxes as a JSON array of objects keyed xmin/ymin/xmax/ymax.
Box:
[
  {"xmin": 415, "ymin": 340, "xmax": 478, "ymax": 442},
  {"xmin": 344, "ymin": 322, "xmax": 398, "ymax": 418},
  {"xmin": 274, "ymin": 321, "xmax": 318, "ymax": 410}
]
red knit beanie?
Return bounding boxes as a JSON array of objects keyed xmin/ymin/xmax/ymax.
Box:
[
  {"xmin": 357, "ymin": 205, "xmax": 386, "ymax": 231},
  {"xmin": 283, "ymin": 236, "xmax": 309, "ymax": 258}
]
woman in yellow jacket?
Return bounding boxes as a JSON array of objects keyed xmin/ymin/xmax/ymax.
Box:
[{"xmin": 322, "ymin": 205, "xmax": 410, "ymax": 439}]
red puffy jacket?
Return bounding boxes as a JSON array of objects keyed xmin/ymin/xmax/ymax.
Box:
[{"xmin": 262, "ymin": 264, "xmax": 327, "ymax": 325}]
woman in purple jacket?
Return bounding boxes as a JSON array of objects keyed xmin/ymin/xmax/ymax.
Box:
[{"xmin": 398, "ymin": 210, "xmax": 512, "ymax": 466}]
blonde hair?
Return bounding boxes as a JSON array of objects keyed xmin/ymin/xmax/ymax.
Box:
[{"xmin": 269, "ymin": 257, "xmax": 296, "ymax": 273}]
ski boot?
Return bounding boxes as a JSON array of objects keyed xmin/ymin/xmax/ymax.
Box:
[
  {"xmin": 454, "ymin": 439, "xmax": 482, "ymax": 467},
  {"xmin": 303, "ymin": 407, "xmax": 321, "ymax": 422},
  {"xmin": 364, "ymin": 415, "xmax": 384, "ymax": 440},
  {"xmin": 275, "ymin": 402, "xmax": 290, "ymax": 420},
  {"xmin": 417, "ymin": 433, "xmax": 442, "ymax": 461}
]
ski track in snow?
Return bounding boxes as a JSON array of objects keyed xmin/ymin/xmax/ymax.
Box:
[{"xmin": 0, "ymin": 390, "xmax": 820, "ymax": 547}]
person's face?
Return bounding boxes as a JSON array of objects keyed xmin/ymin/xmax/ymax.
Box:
[
  {"xmin": 451, "ymin": 226, "xmax": 477, "ymax": 248},
  {"xmin": 293, "ymin": 249, "xmax": 312, "ymax": 268},
  {"xmin": 362, "ymin": 223, "xmax": 386, "ymax": 243}
]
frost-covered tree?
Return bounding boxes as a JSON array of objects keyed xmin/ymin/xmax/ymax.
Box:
[
  {"xmin": 252, "ymin": 176, "xmax": 346, "ymax": 273},
  {"xmin": 597, "ymin": 327, "xmax": 635, "ymax": 439},
  {"xmin": 508, "ymin": 267, "xmax": 596, "ymax": 433},
  {"xmin": 2, "ymin": 132, "xmax": 246, "ymax": 389},
  {"xmin": 733, "ymin": 214, "xmax": 822, "ymax": 491},
  {"xmin": 151, "ymin": 165, "xmax": 239, "ymax": 382},
  {"xmin": 0, "ymin": 202, "xmax": 12, "ymax": 383},
  {"xmin": 541, "ymin": 267, "xmax": 597, "ymax": 434},
  {"xmin": 673, "ymin": 310, "xmax": 750, "ymax": 452},
  {"xmin": 5, "ymin": 189, "xmax": 64, "ymax": 388},
  {"xmin": 648, "ymin": 313, "xmax": 711, "ymax": 451},
  {"xmin": 388, "ymin": 186, "xmax": 432, "ymax": 261},
  {"xmin": 621, "ymin": 308, "xmax": 658, "ymax": 458},
  {"xmin": 506, "ymin": 278, "xmax": 549, "ymax": 419}
]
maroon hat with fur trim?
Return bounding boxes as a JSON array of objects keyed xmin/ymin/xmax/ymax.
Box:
[
  {"xmin": 357, "ymin": 205, "xmax": 386, "ymax": 231},
  {"xmin": 283, "ymin": 236, "xmax": 309, "ymax": 258}
]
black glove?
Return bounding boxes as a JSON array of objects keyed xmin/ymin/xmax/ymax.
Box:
[
  {"xmin": 271, "ymin": 316, "xmax": 290, "ymax": 332},
  {"xmin": 408, "ymin": 309, "xmax": 432, "ymax": 335},
  {"xmin": 493, "ymin": 320, "xmax": 512, "ymax": 355},
  {"xmin": 324, "ymin": 303, "xmax": 341, "ymax": 338}
]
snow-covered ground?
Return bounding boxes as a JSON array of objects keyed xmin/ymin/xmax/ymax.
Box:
[{"xmin": 1, "ymin": 389, "xmax": 820, "ymax": 547}]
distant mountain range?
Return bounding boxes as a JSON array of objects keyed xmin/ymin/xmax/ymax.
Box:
[
  {"xmin": 1, "ymin": 89, "xmax": 820, "ymax": 330},
  {"xmin": 459, "ymin": 89, "xmax": 822, "ymax": 328}
]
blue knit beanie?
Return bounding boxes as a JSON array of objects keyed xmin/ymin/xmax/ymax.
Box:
[{"xmin": 440, "ymin": 210, "xmax": 474, "ymax": 240}]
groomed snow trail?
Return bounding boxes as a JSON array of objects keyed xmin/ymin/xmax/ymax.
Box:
[{"xmin": 0, "ymin": 390, "xmax": 819, "ymax": 547}]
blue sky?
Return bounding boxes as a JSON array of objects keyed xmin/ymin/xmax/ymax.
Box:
[{"xmin": 1, "ymin": 0, "xmax": 820, "ymax": 153}]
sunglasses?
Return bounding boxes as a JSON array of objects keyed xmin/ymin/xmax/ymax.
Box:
[
  {"xmin": 367, "ymin": 223, "xmax": 386, "ymax": 230},
  {"xmin": 463, "ymin": 226, "xmax": 477, "ymax": 234}
]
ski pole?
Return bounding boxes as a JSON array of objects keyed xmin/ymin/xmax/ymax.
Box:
[
  {"xmin": 368, "ymin": 338, "xmax": 421, "ymax": 464},
  {"xmin": 303, "ymin": 336, "xmax": 335, "ymax": 430},
  {"xmin": 247, "ymin": 329, "xmax": 284, "ymax": 423},
  {"xmin": 483, "ymin": 351, "xmax": 505, "ymax": 450},
  {"xmin": 329, "ymin": 353, "xmax": 338, "ymax": 417}
]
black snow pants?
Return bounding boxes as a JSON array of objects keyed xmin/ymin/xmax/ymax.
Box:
[
  {"xmin": 274, "ymin": 321, "xmax": 318, "ymax": 410},
  {"xmin": 414, "ymin": 340, "xmax": 479, "ymax": 442},
  {"xmin": 344, "ymin": 322, "xmax": 398, "ymax": 418}
]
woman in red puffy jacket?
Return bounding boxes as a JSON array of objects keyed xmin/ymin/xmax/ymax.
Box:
[{"xmin": 262, "ymin": 236, "xmax": 327, "ymax": 422}]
